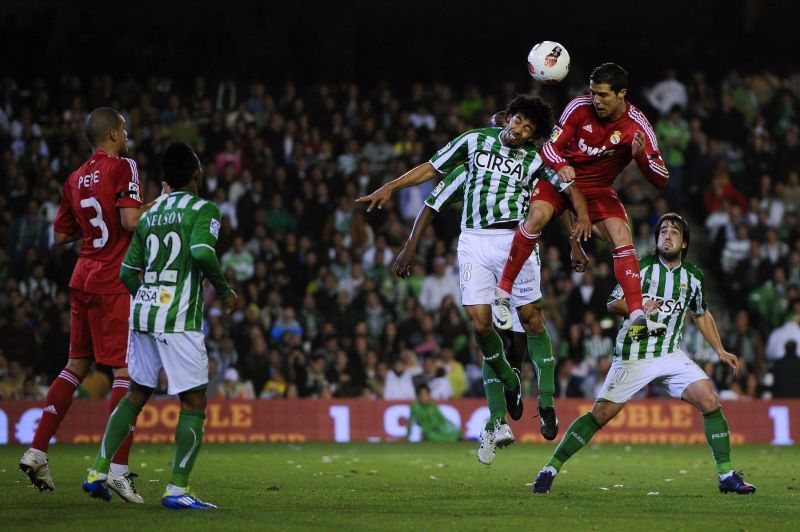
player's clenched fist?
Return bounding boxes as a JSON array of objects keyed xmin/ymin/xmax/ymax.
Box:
[
  {"xmin": 631, "ymin": 130, "xmax": 646, "ymax": 158},
  {"xmin": 556, "ymin": 165, "xmax": 575, "ymax": 183}
]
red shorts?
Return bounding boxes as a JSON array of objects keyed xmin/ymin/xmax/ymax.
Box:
[
  {"xmin": 69, "ymin": 289, "xmax": 131, "ymax": 367},
  {"xmin": 531, "ymin": 182, "xmax": 628, "ymax": 223}
]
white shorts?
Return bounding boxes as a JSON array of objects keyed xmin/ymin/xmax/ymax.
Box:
[
  {"xmin": 597, "ymin": 349, "xmax": 708, "ymax": 403},
  {"xmin": 127, "ymin": 330, "xmax": 209, "ymax": 395},
  {"xmin": 457, "ymin": 230, "xmax": 542, "ymax": 322}
]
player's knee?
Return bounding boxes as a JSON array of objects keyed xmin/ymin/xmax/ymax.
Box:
[
  {"xmin": 127, "ymin": 381, "xmax": 153, "ymax": 409},
  {"xmin": 523, "ymin": 213, "xmax": 547, "ymax": 233},
  {"xmin": 66, "ymin": 358, "xmax": 91, "ymax": 379},
  {"xmin": 521, "ymin": 312, "xmax": 544, "ymax": 333},
  {"xmin": 591, "ymin": 402, "xmax": 620, "ymax": 427},
  {"xmin": 471, "ymin": 318, "xmax": 493, "ymax": 337},
  {"xmin": 179, "ymin": 390, "xmax": 208, "ymax": 411},
  {"xmin": 699, "ymin": 394, "xmax": 720, "ymax": 414}
]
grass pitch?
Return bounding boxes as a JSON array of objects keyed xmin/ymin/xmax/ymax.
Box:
[{"xmin": 1, "ymin": 442, "xmax": 798, "ymax": 531}]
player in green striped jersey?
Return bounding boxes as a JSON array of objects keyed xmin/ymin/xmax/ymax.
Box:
[
  {"xmin": 360, "ymin": 96, "xmax": 590, "ymax": 462},
  {"xmin": 84, "ymin": 142, "xmax": 239, "ymax": 509},
  {"xmin": 532, "ymin": 213, "xmax": 756, "ymax": 495}
]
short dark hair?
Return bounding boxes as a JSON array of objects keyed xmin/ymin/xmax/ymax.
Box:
[
  {"xmin": 416, "ymin": 383, "xmax": 430, "ymax": 394},
  {"xmin": 590, "ymin": 63, "xmax": 628, "ymax": 93},
  {"xmin": 654, "ymin": 212, "xmax": 690, "ymax": 258},
  {"xmin": 504, "ymin": 94, "xmax": 553, "ymax": 140},
  {"xmin": 161, "ymin": 142, "xmax": 200, "ymax": 189},
  {"xmin": 84, "ymin": 107, "xmax": 122, "ymax": 146}
]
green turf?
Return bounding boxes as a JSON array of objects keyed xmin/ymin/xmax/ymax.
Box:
[{"xmin": 1, "ymin": 442, "xmax": 798, "ymax": 531}]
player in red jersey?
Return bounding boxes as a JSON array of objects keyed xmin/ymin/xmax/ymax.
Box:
[
  {"xmin": 19, "ymin": 108, "xmax": 154, "ymax": 502},
  {"xmin": 493, "ymin": 63, "xmax": 669, "ymax": 341}
]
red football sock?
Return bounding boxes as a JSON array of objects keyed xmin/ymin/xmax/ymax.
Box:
[
  {"xmin": 613, "ymin": 244, "xmax": 644, "ymax": 315},
  {"xmin": 498, "ymin": 225, "xmax": 540, "ymax": 294},
  {"xmin": 109, "ymin": 377, "xmax": 135, "ymax": 466},
  {"xmin": 31, "ymin": 368, "xmax": 82, "ymax": 452}
]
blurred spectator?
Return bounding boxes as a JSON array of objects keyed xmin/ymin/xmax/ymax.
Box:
[
  {"xmin": 418, "ymin": 257, "xmax": 460, "ymax": 312},
  {"xmin": 765, "ymin": 313, "xmax": 800, "ymax": 361},
  {"xmin": 771, "ymin": 341, "xmax": 800, "ymax": 398},
  {"xmin": 384, "ymin": 354, "xmax": 416, "ymax": 400}
]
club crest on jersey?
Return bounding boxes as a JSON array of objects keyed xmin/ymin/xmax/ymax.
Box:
[
  {"xmin": 549, "ymin": 126, "xmax": 563, "ymax": 143},
  {"xmin": 474, "ymin": 150, "xmax": 525, "ymax": 180},
  {"xmin": 158, "ymin": 286, "xmax": 175, "ymax": 305},
  {"xmin": 610, "ymin": 130, "xmax": 622, "ymax": 145}
]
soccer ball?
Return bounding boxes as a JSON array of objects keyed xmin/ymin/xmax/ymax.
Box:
[{"xmin": 527, "ymin": 41, "xmax": 570, "ymax": 84}]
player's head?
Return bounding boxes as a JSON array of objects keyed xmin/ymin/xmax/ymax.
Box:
[
  {"xmin": 85, "ymin": 107, "xmax": 128, "ymax": 155},
  {"xmin": 501, "ymin": 94, "xmax": 553, "ymax": 147},
  {"xmin": 589, "ymin": 63, "xmax": 628, "ymax": 120},
  {"xmin": 416, "ymin": 383, "xmax": 431, "ymax": 403},
  {"xmin": 654, "ymin": 212, "xmax": 690, "ymax": 261},
  {"xmin": 161, "ymin": 142, "xmax": 202, "ymax": 191}
]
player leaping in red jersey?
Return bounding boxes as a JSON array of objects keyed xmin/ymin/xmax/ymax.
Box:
[
  {"xmin": 19, "ymin": 108, "xmax": 155, "ymax": 503},
  {"xmin": 493, "ymin": 63, "xmax": 669, "ymax": 341}
]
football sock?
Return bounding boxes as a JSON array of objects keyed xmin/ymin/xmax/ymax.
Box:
[
  {"xmin": 612, "ymin": 244, "xmax": 644, "ymax": 315},
  {"xmin": 702, "ymin": 407, "xmax": 732, "ymax": 474},
  {"xmin": 475, "ymin": 329, "xmax": 517, "ymax": 390},
  {"xmin": 31, "ymin": 368, "xmax": 82, "ymax": 452},
  {"xmin": 109, "ymin": 377, "xmax": 135, "ymax": 468},
  {"xmin": 497, "ymin": 226, "xmax": 540, "ymax": 294},
  {"xmin": 170, "ymin": 409, "xmax": 206, "ymax": 488},
  {"xmin": 527, "ymin": 331, "xmax": 555, "ymax": 408},
  {"xmin": 482, "ymin": 362, "xmax": 507, "ymax": 430},
  {"xmin": 93, "ymin": 398, "xmax": 140, "ymax": 474},
  {"xmin": 546, "ymin": 412, "xmax": 602, "ymax": 471}
]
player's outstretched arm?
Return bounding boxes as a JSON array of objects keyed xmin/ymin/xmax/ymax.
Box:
[
  {"xmin": 694, "ymin": 310, "xmax": 739, "ymax": 374},
  {"xmin": 356, "ymin": 162, "xmax": 440, "ymax": 212},
  {"xmin": 394, "ymin": 206, "xmax": 436, "ymax": 278}
]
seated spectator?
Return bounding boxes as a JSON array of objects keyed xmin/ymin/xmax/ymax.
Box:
[
  {"xmin": 384, "ymin": 355, "xmax": 416, "ymax": 400},
  {"xmin": 418, "ymin": 257, "xmax": 460, "ymax": 312}
]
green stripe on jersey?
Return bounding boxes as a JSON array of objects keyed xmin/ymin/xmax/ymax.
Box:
[
  {"xmin": 428, "ymin": 128, "xmax": 567, "ymax": 231},
  {"xmin": 612, "ymin": 256, "xmax": 707, "ymax": 360},
  {"xmin": 125, "ymin": 191, "xmax": 222, "ymax": 333}
]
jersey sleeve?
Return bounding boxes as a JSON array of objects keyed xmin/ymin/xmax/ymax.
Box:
[
  {"xmin": 120, "ymin": 226, "xmax": 145, "ymax": 294},
  {"xmin": 531, "ymin": 159, "xmax": 571, "ymax": 193},
  {"xmin": 689, "ymin": 268, "xmax": 708, "ymax": 316},
  {"xmin": 607, "ymin": 283, "xmax": 624, "ymax": 304},
  {"xmin": 425, "ymin": 166, "xmax": 467, "ymax": 211},
  {"xmin": 428, "ymin": 130, "xmax": 473, "ymax": 174},
  {"xmin": 189, "ymin": 202, "xmax": 233, "ymax": 298},
  {"xmin": 630, "ymin": 109, "xmax": 669, "ymax": 189},
  {"xmin": 52, "ymin": 183, "xmax": 78, "ymax": 236},
  {"xmin": 541, "ymin": 101, "xmax": 584, "ymax": 171},
  {"xmin": 114, "ymin": 158, "xmax": 144, "ymax": 209}
]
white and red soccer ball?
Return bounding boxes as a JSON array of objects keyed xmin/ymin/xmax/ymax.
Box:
[{"xmin": 527, "ymin": 41, "xmax": 570, "ymax": 84}]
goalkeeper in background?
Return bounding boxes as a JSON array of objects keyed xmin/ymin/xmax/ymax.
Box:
[{"xmin": 83, "ymin": 142, "xmax": 238, "ymax": 509}]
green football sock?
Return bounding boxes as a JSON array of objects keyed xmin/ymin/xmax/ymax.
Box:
[
  {"xmin": 475, "ymin": 329, "xmax": 517, "ymax": 390},
  {"xmin": 546, "ymin": 412, "xmax": 602, "ymax": 471},
  {"xmin": 527, "ymin": 331, "xmax": 555, "ymax": 408},
  {"xmin": 482, "ymin": 362, "xmax": 507, "ymax": 431},
  {"xmin": 702, "ymin": 407, "xmax": 732, "ymax": 474},
  {"xmin": 170, "ymin": 409, "xmax": 206, "ymax": 488},
  {"xmin": 93, "ymin": 398, "xmax": 140, "ymax": 474}
]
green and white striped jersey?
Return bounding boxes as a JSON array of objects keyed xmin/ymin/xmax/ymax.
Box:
[
  {"xmin": 428, "ymin": 128, "xmax": 569, "ymax": 232},
  {"xmin": 122, "ymin": 192, "xmax": 222, "ymax": 333},
  {"xmin": 609, "ymin": 255, "xmax": 708, "ymax": 360}
]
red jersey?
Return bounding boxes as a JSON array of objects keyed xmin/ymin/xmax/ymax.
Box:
[
  {"xmin": 541, "ymin": 95, "xmax": 669, "ymax": 190},
  {"xmin": 53, "ymin": 150, "xmax": 143, "ymax": 294}
]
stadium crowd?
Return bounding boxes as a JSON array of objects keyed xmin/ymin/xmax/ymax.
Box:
[{"xmin": 1, "ymin": 68, "xmax": 799, "ymax": 402}]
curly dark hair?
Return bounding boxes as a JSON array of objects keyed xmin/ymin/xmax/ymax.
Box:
[{"xmin": 504, "ymin": 94, "xmax": 553, "ymax": 140}]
